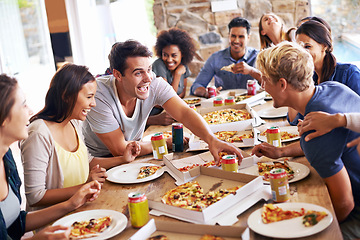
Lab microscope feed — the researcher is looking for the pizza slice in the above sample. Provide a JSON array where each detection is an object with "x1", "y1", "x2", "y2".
[
  {"x1": 162, "y1": 181, "x2": 206, "y2": 211},
  {"x1": 281, "y1": 131, "x2": 299, "y2": 140},
  {"x1": 302, "y1": 210, "x2": 328, "y2": 227},
  {"x1": 162, "y1": 131, "x2": 172, "y2": 139},
  {"x1": 200, "y1": 234, "x2": 225, "y2": 240},
  {"x1": 261, "y1": 204, "x2": 305, "y2": 224},
  {"x1": 234, "y1": 95, "x2": 251, "y2": 102},
  {"x1": 214, "y1": 131, "x2": 237, "y2": 141},
  {"x1": 137, "y1": 166, "x2": 162, "y2": 179},
  {"x1": 220, "y1": 63, "x2": 234, "y2": 72},
  {"x1": 257, "y1": 161, "x2": 295, "y2": 181},
  {"x1": 228, "y1": 132, "x2": 254, "y2": 142},
  {"x1": 70, "y1": 216, "x2": 112, "y2": 239}
]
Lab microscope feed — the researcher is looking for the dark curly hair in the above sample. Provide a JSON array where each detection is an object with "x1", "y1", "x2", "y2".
[{"x1": 154, "y1": 28, "x2": 195, "y2": 66}]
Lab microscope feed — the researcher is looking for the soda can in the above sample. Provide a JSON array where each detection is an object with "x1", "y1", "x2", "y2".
[
  {"x1": 221, "y1": 155, "x2": 238, "y2": 172},
  {"x1": 266, "y1": 126, "x2": 281, "y2": 147},
  {"x1": 213, "y1": 97, "x2": 224, "y2": 107},
  {"x1": 128, "y1": 192, "x2": 150, "y2": 228},
  {"x1": 172, "y1": 123, "x2": 184, "y2": 152},
  {"x1": 224, "y1": 96, "x2": 235, "y2": 105},
  {"x1": 269, "y1": 168, "x2": 290, "y2": 202},
  {"x1": 247, "y1": 80, "x2": 257, "y2": 95},
  {"x1": 151, "y1": 133, "x2": 168, "y2": 159},
  {"x1": 208, "y1": 86, "x2": 217, "y2": 98}
]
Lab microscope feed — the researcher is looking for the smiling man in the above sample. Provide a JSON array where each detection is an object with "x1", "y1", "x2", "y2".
[
  {"x1": 82, "y1": 40, "x2": 242, "y2": 163},
  {"x1": 253, "y1": 41, "x2": 360, "y2": 240},
  {"x1": 190, "y1": 17, "x2": 261, "y2": 98}
]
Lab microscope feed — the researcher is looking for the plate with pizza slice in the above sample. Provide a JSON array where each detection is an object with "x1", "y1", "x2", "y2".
[
  {"x1": 106, "y1": 163, "x2": 164, "y2": 184},
  {"x1": 247, "y1": 202, "x2": 333, "y2": 238},
  {"x1": 238, "y1": 161, "x2": 310, "y2": 184},
  {"x1": 258, "y1": 126, "x2": 300, "y2": 143},
  {"x1": 183, "y1": 97, "x2": 202, "y2": 106},
  {"x1": 53, "y1": 209, "x2": 127, "y2": 240}
]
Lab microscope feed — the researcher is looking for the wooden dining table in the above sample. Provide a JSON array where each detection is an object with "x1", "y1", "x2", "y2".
[{"x1": 70, "y1": 98, "x2": 343, "y2": 240}]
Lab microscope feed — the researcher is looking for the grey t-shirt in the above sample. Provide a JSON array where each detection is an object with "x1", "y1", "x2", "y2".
[{"x1": 83, "y1": 73, "x2": 177, "y2": 157}]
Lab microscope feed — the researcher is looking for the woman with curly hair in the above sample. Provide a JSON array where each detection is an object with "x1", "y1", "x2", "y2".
[
  {"x1": 259, "y1": 12, "x2": 296, "y2": 49},
  {"x1": 152, "y1": 28, "x2": 196, "y2": 98}
]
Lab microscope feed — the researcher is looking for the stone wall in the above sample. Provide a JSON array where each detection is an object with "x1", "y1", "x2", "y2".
[{"x1": 152, "y1": 0, "x2": 310, "y2": 77}]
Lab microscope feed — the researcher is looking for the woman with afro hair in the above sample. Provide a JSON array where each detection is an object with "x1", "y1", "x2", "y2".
[{"x1": 152, "y1": 28, "x2": 196, "y2": 98}]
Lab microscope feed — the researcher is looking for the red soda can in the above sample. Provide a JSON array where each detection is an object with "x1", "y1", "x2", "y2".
[
  {"x1": 247, "y1": 80, "x2": 257, "y2": 95},
  {"x1": 207, "y1": 86, "x2": 217, "y2": 98}
]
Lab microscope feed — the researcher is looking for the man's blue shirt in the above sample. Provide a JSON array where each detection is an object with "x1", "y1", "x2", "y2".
[
  {"x1": 288, "y1": 62, "x2": 360, "y2": 125},
  {"x1": 300, "y1": 81, "x2": 360, "y2": 207},
  {"x1": 190, "y1": 47, "x2": 258, "y2": 94}
]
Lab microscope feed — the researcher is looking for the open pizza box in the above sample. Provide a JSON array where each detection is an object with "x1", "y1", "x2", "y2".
[
  {"x1": 163, "y1": 151, "x2": 258, "y2": 185},
  {"x1": 129, "y1": 219, "x2": 246, "y2": 240},
  {"x1": 197, "y1": 103, "x2": 263, "y2": 129},
  {"x1": 187, "y1": 123, "x2": 261, "y2": 152},
  {"x1": 147, "y1": 166, "x2": 271, "y2": 225},
  {"x1": 200, "y1": 89, "x2": 266, "y2": 109}
]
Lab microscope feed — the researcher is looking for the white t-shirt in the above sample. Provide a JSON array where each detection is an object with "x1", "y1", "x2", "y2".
[{"x1": 83, "y1": 73, "x2": 177, "y2": 157}]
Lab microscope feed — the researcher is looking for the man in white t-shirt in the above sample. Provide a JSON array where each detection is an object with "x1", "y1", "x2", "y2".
[{"x1": 83, "y1": 40, "x2": 242, "y2": 163}]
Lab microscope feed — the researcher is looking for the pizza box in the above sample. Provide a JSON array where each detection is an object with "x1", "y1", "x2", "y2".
[
  {"x1": 163, "y1": 151, "x2": 258, "y2": 185},
  {"x1": 129, "y1": 219, "x2": 245, "y2": 240},
  {"x1": 197, "y1": 103, "x2": 261, "y2": 131},
  {"x1": 147, "y1": 166, "x2": 269, "y2": 225},
  {"x1": 187, "y1": 124, "x2": 261, "y2": 151}
]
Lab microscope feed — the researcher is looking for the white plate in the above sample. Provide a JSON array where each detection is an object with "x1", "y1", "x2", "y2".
[
  {"x1": 248, "y1": 202, "x2": 333, "y2": 238},
  {"x1": 258, "y1": 106, "x2": 288, "y2": 118},
  {"x1": 53, "y1": 209, "x2": 127, "y2": 240},
  {"x1": 258, "y1": 126, "x2": 300, "y2": 143},
  {"x1": 142, "y1": 131, "x2": 190, "y2": 142},
  {"x1": 106, "y1": 163, "x2": 164, "y2": 184},
  {"x1": 238, "y1": 162, "x2": 310, "y2": 184}
]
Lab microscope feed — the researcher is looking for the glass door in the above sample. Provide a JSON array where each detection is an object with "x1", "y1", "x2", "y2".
[{"x1": 0, "y1": 0, "x2": 55, "y2": 113}]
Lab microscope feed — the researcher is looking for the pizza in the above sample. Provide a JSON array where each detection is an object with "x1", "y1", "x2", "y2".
[
  {"x1": 178, "y1": 160, "x2": 216, "y2": 172},
  {"x1": 234, "y1": 95, "x2": 252, "y2": 102},
  {"x1": 257, "y1": 161, "x2": 295, "y2": 181},
  {"x1": 147, "y1": 235, "x2": 169, "y2": 240},
  {"x1": 200, "y1": 234, "x2": 225, "y2": 240},
  {"x1": 214, "y1": 131, "x2": 237, "y2": 141},
  {"x1": 184, "y1": 98, "x2": 201, "y2": 105},
  {"x1": 162, "y1": 131, "x2": 172, "y2": 139},
  {"x1": 261, "y1": 204, "x2": 305, "y2": 224},
  {"x1": 281, "y1": 131, "x2": 299, "y2": 140},
  {"x1": 202, "y1": 109, "x2": 251, "y2": 125},
  {"x1": 137, "y1": 166, "x2": 162, "y2": 179},
  {"x1": 303, "y1": 210, "x2": 328, "y2": 227},
  {"x1": 220, "y1": 63, "x2": 234, "y2": 72},
  {"x1": 227, "y1": 132, "x2": 254, "y2": 142},
  {"x1": 69, "y1": 216, "x2": 112, "y2": 239},
  {"x1": 162, "y1": 181, "x2": 240, "y2": 211}
]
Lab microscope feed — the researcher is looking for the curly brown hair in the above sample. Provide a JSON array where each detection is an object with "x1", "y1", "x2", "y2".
[{"x1": 154, "y1": 28, "x2": 195, "y2": 66}]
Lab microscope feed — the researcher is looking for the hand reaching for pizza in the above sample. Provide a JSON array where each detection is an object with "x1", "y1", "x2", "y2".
[
  {"x1": 88, "y1": 164, "x2": 107, "y2": 184},
  {"x1": 208, "y1": 137, "x2": 243, "y2": 165},
  {"x1": 31, "y1": 225, "x2": 71, "y2": 240},
  {"x1": 232, "y1": 61, "x2": 252, "y2": 75},
  {"x1": 123, "y1": 141, "x2": 141, "y2": 163},
  {"x1": 68, "y1": 180, "x2": 101, "y2": 210}
]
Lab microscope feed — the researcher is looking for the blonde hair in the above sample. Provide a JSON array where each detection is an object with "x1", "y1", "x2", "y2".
[
  {"x1": 256, "y1": 41, "x2": 314, "y2": 91},
  {"x1": 259, "y1": 13, "x2": 294, "y2": 50}
]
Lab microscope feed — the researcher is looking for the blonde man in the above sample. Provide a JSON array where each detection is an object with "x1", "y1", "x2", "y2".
[{"x1": 253, "y1": 41, "x2": 360, "y2": 240}]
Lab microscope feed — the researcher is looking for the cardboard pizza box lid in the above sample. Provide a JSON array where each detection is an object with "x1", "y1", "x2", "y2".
[
  {"x1": 129, "y1": 219, "x2": 245, "y2": 240},
  {"x1": 147, "y1": 165, "x2": 265, "y2": 224}
]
